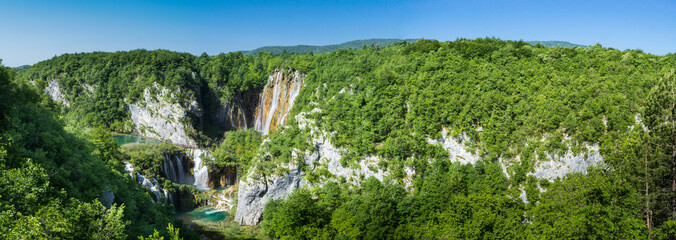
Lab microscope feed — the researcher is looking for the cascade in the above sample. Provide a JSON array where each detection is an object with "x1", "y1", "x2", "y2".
[
  {"x1": 163, "y1": 189, "x2": 173, "y2": 205},
  {"x1": 161, "y1": 153, "x2": 190, "y2": 184},
  {"x1": 175, "y1": 155, "x2": 185, "y2": 184},
  {"x1": 254, "y1": 70, "x2": 304, "y2": 135},
  {"x1": 190, "y1": 149, "x2": 210, "y2": 191},
  {"x1": 124, "y1": 162, "x2": 134, "y2": 178},
  {"x1": 278, "y1": 72, "x2": 303, "y2": 126},
  {"x1": 162, "y1": 154, "x2": 178, "y2": 183},
  {"x1": 124, "y1": 161, "x2": 169, "y2": 204},
  {"x1": 237, "y1": 99, "x2": 248, "y2": 129},
  {"x1": 211, "y1": 185, "x2": 236, "y2": 211}
]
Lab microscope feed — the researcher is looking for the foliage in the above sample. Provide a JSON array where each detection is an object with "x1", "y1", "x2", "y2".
[
  {"x1": 0, "y1": 64, "x2": 189, "y2": 239},
  {"x1": 210, "y1": 129, "x2": 262, "y2": 174},
  {"x1": 138, "y1": 223, "x2": 181, "y2": 240},
  {"x1": 10, "y1": 38, "x2": 676, "y2": 239},
  {"x1": 241, "y1": 38, "x2": 417, "y2": 56}
]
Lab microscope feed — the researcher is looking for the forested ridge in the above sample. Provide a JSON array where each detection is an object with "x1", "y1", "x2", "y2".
[{"x1": 5, "y1": 38, "x2": 676, "y2": 239}]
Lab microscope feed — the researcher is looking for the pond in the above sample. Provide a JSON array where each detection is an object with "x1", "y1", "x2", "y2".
[
  {"x1": 113, "y1": 134, "x2": 162, "y2": 146},
  {"x1": 175, "y1": 206, "x2": 229, "y2": 223}
]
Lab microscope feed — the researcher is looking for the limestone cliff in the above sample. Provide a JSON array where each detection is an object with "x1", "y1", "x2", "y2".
[
  {"x1": 234, "y1": 108, "x2": 606, "y2": 225},
  {"x1": 45, "y1": 79, "x2": 70, "y2": 107},
  {"x1": 127, "y1": 84, "x2": 198, "y2": 146},
  {"x1": 235, "y1": 109, "x2": 397, "y2": 225}
]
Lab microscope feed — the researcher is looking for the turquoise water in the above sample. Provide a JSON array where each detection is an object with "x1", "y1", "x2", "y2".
[
  {"x1": 176, "y1": 206, "x2": 228, "y2": 223},
  {"x1": 113, "y1": 134, "x2": 162, "y2": 146}
]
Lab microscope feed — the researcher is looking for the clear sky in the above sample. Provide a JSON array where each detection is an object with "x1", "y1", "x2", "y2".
[{"x1": 1, "y1": 0, "x2": 674, "y2": 67}]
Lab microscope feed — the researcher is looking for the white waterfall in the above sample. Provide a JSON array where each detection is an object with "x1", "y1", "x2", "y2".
[
  {"x1": 124, "y1": 161, "x2": 169, "y2": 204},
  {"x1": 162, "y1": 153, "x2": 191, "y2": 184},
  {"x1": 175, "y1": 156, "x2": 185, "y2": 184},
  {"x1": 163, "y1": 189, "x2": 173, "y2": 205},
  {"x1": 254, "y1": 70, "x2": 304, "y2": 135},
  {"x1": 162, "y1": 155, "x2": 177, "y2": 182},
  {"x1": 124, "y1": 162, "x2": 134, "y2": 178},
  {"x1": 237, "y1": 99, "x2": 248, "y2": 129},
  {"x1": 190, "y1": 149, "x2": 210, "y2": 191},
  {"x1": 279, "y1": 72, "x2": 303, "y2": 126},
  {"x1": 211, "y1": 185, "x2": 236, "y2": 211}
]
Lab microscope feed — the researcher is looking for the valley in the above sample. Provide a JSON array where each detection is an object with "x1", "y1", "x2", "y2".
[{"x1": 3, "y1": 38, "x2": 676, "y2": 239}]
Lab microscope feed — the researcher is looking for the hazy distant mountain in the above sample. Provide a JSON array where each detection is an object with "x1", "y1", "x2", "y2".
[
  {"x1": 526, "y1": 41, "x2": 585, "y2": 48},
  {"x1": 241, "y1": 38, "x2": 418, "y2": 55},
  {"x1": 13, "y1": 65, "x2": 31, "y2": 71}
]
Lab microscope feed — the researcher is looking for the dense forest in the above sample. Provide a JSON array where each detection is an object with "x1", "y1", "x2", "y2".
[
  {"x1": 5, "y1": 38, "x2": 676, "y2": 239},
  {"x1": 0, "y1": 63, "x2": 198, "y2": 239}
]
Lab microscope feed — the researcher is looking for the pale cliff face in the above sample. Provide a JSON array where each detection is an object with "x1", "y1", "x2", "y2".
[
  {"x1": 45, "y1": 79, "x2": 70, "y2": 107},
  {"x1": 127, "y1": 84, "x2": 197, "y2": 146}
]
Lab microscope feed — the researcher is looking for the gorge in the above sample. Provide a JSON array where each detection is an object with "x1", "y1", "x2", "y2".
[{"x1": 9, "y1": 38, "x2": 676, "y2": 239}]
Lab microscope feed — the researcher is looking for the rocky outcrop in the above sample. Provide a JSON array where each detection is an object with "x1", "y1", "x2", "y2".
[
  {"x1": 236, "y1": 108, "x2": 607, "y2": 224},
  {"x1": 45, "y1": 79, "x2": 70, "y2": 106},
  {"x1": 235, "y1": 162, "x2": 308, "y2": 225},
  {"x1": 235, "y1": 109, "x2": 394, "y2": 225},
  {"x1": 127, "y1": 84, "x2": 197, "y2": 146},
  {"x1": 254, "y1": 70, "x2": 304, "y2": 135},
  {"x1": 427, "y1": 128, "x2": 480, "y2": 165},
  {"x1": 530, "y1": 145, "x2": 603, "y2": 181},
  {"x1": 234, "y1": 132, "x2": 396, "y2": 225}
]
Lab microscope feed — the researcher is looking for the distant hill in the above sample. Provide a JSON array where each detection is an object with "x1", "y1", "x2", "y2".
[
  {"x1": 13, "y1": 65, "x2": 31, "y2": 71},
  {"x1": 526, "y1": 41, "x2": 585, "y2": 48},
  {"x1": 241, "y1": 38, "x2": 418, "y2": 55}
]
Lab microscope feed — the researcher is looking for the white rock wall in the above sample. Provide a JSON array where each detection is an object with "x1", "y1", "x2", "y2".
[
  {"x1": 530, "y1": 145, "x2": 603, "y2": 181},
  {"x1": 127, "y1": 84, "x2": 196, "y2": 146},
  {"x1": 427, "y1": 128, "x2": 480, "y2": 165},
  {"x1": 45, "y1": 79, "x2": 70, "y2": 107}
]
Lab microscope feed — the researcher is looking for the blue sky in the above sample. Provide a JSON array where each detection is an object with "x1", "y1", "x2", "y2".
[{"x1": 1, "y1": 0, "x2": 674, "y2": 67}]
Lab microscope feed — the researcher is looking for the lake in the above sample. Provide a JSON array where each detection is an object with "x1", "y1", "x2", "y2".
[{"x1": 113, "y1": 134, "x2": 162, "y2": 146}]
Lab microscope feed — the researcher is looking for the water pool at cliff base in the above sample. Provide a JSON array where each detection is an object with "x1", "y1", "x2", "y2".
[{"x1": 176, "y1": 206, "x2": 229, "y2": 223}]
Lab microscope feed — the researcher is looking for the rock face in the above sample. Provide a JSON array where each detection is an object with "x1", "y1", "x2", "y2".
[
  {"x1": 254, "y1": 70, "x2": 304, "y2": 135},
  {"x1": 127, "y1": 84, "x2": 197, "y2": 146},
  {"x1": 235, "y1": 109, "x2": 392, "y2": 225},
  {"x1": 234, "y1": 132, "x2": 395, "y2": 225},
  {"x1": 530, "y1": 145, "x2": 603, "y2": 181},
  {"x1": 209, "y1": 166, "x2": 237, "y2": 188},
  {"x1": 427, "y1": 128, "x2": 480, "y2": 165},
  {"x1": 235, "y1": 162, "x2": 308, "y2": 225},
  {"x1": 215, "y1": 100, "x2": 249, "y2": 130},
  {"x1": 235, "y1": 110, "x2": 606, "y2": 224},
  {"x1": 45, "y1": 79, "x2": 70, "y2": 107}
]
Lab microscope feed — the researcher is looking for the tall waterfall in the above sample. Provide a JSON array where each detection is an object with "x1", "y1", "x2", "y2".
[
  {"x1": 237, "y1": 99, "x2": 248, "y2": 129},
  {"x1": 189, "y1": 149, "x2": 210, "y2": 191},
  {"x1": 254, "y1": 70, "x2": 304, "y2": 135},
  {"x1": 161, "y1": 154, "x2": 191, "y2": 184}
]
